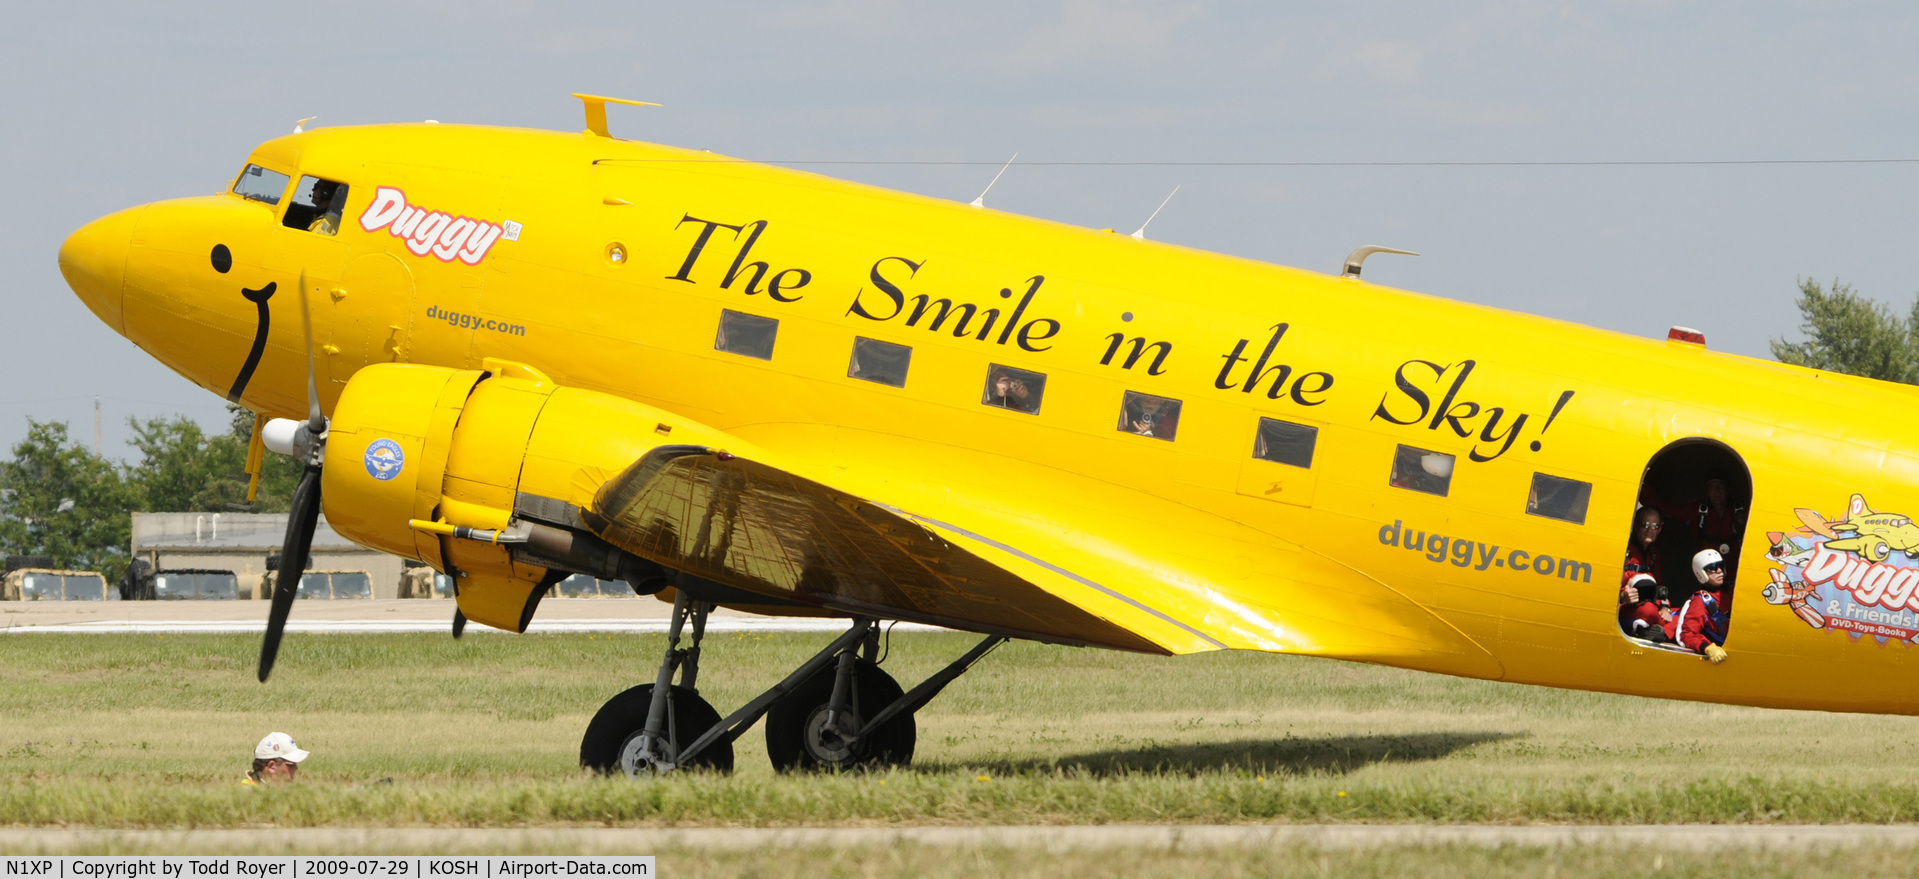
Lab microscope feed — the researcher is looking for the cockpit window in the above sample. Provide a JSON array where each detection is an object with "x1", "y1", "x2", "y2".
[
  {"x1": 283, "y1": 176, "x2": 349, "y2": 235},
  {"x1": 232, "y1": 164, "x2": 291, "y2": 205}
]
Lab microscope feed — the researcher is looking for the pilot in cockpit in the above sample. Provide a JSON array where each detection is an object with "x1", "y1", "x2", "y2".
[{"x1": 307, "y1": 180, "x2": 343, "y2": 235}]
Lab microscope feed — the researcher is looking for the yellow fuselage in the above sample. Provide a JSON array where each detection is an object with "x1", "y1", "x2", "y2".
[{"x1": 59, "y1": 123, "x2": 1919, "y2": 715}]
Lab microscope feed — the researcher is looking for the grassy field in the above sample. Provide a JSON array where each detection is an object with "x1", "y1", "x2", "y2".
[
  {"x1": 650, "y1": 846, "x2": 1919, "y2": 879},
  {"x1": 6, "y1": 630, "x2": 1919, "y2": 828},
  {"x1": 7, "y1": 835, "x2": 1919, "y2": 878},
  {"x1": 5, "y1": 840, "x2": 1919, "y2": 879}
]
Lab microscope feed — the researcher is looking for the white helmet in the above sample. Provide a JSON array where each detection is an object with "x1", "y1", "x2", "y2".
[{"x1": 1692, "y1": 548, "x2": 1725, "y2": 584}]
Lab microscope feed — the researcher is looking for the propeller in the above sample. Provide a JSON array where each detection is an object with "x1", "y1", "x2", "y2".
[
  {"x1": 452, "y1": 609, "x2": 467, "y2": 639},
  {"x1": 258, "y1": 270, "x2": 328, "y2": 683}
]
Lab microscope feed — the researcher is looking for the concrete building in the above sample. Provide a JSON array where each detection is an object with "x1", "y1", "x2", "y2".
[{"x1": 130, "y1": 512, "x2": 408, "y2": 600}]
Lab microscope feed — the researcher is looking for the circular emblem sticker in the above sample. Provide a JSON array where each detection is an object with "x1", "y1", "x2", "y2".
[{"x1": 364, "y1": 438, "x2": 405, "y2": 482}]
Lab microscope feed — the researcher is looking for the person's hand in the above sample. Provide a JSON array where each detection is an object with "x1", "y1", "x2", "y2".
[
  {"x1": 1622, "y1": 585, "x2": 1641, "y2": 604},
  {"x1": 1704, "y1": 644, "x2": 1728, "y2": 664}
]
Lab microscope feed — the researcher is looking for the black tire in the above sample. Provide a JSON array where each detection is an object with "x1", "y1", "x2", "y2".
[
  {"x1": 580, "y1": 684, "x2": 733, "y2": 774},
  {"x1": 765, "y1": 658, "x2": 915, "y2": 771}
]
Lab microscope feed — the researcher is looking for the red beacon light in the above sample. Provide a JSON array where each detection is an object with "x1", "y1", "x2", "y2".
[{"x1": 1668, "y1": 326, "x2": 1706, "y2": 346}]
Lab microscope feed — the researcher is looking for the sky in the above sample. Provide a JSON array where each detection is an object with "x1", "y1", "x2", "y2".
[{"x1": 3, "y1": 1, "x2": 1917, "y2": 459}]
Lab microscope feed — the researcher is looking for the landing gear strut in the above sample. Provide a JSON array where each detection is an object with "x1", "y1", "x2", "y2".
[
  {"x1": 765, "y1": 636, "x2": 914, "y2": 770},
  {"x1": 579, "y1": 593, "x2": 732, "y2": 774},
  {"x1": 579, "y1": 596, "x2": 1008, "y2": 775}
]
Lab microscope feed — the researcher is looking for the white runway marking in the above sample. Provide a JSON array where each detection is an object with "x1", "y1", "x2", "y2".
[
  {"x1": 5, "y1": 825, "x2": 1919, "y2": 853},
  {"x1": 2, "y1": 618, "x2": 949, "y2": 635}
]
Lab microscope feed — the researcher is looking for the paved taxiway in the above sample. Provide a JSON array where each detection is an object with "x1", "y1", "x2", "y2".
[
  {"x1": 6, "y1": 826, "x2": 1919, "y2": 853},
  {"x1": 0, "y1": 598, "x2": 945, "y2": 634}
]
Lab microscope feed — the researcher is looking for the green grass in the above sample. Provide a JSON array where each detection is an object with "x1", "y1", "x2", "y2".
[
  {"x1": 585, "y1": 846, "x2": 1919, "y2": 879},
  {"x1": 3, "y1": 843, "x2": 1919, "y2": 878},
  {"x1": 6, "y1": 631, "x2": 1919, "y2": 826}
]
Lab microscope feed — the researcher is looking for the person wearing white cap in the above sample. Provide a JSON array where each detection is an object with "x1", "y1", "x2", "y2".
[
  {"x1": 243, "y1": 732, "x2": 310, "y2": 784},
  {"x1": 1674, "y1": 549, "x2": 1732, "y2": 664}
]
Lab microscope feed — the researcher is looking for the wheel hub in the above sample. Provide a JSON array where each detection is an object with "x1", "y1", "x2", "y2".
[
  {"x1": 619, "y1": 730, "x2": 675, "y2": 775},
  {"x1": 802, "y1": 706, "x2": 862, "y2": 766}
]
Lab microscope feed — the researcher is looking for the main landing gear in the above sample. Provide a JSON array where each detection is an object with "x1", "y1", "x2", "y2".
[{"x1": 579, "y1": 592, "x2": 1006, "y2": 775}]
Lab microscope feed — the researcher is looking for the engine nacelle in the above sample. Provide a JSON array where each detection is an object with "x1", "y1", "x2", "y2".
[{"x1": 322, "y1": 358, "x2": 685, "y2": 631}]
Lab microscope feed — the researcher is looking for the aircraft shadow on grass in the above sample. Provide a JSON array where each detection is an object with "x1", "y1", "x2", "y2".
[{"x1": 925, "y1": 731, "x2": 1521, "y2": 778}]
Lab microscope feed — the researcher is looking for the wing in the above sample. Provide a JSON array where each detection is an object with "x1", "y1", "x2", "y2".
[
  {"x1": 585, "y1": 430, "x2": 1503, "y2": 679},
  {"x1": 1797, "y1": 508, "x2": 1837, "y2": 538},
  {"x1": 588, "y1": 445, "x2": 1160, "y2": 653}
]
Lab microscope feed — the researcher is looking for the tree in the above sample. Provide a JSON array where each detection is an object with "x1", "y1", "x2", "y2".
[
  {"x1": 126, "y1": 405, "x2": 300, "y2": 514},
  {"x1": 128, "y1": 416, "x2": 246, "y2": 512},
  {"x1": 1770, "y1": 278, "x2": 1919, "y2": 383},
  {"x1": 0, "y1": 404, "x2": 304, "y2": 586},
  {"x1": 0, "y1": 420, "x2": 140, "y2": 581}
]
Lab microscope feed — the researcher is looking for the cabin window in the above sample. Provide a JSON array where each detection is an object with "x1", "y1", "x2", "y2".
[
  {"x1": 982, "y1": 364, "x2": 1046, "y2": 414},
  {"x1": 715, "y1": 310, "x2": 778, "y2": 360},
  {"x1": 1119, "y1": 391, "x2": 1181, "y2": 441},
  {"x1": 1527, "y1": 473, "x2": 1592, "y2": 524},
  {"x1": 1252, "y1": 418, "x2": 1317, "y2": 468},
  {"x1": 282, "y1": 176, "x2": 349, "y2": 235},
  {"x1": 232, "y1": 164, "x2": 291, "y2": 205},
  {"x1": 1389, "y1": 445, "x2": 1453, "y2": 496},
  {"x1": 848, "y1": 337, "x2": 911, "y2": 387}
]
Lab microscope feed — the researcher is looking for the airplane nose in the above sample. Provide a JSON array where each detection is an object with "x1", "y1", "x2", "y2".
[{"x1": 58, "y1": 206, "x2": 143, "y2": 333}]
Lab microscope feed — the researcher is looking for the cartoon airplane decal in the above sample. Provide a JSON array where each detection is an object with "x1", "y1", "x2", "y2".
[
  {"x1": 1797, "y1": 494, "x2": 1919, "y2": 563},
  {"x1": 56, "y1": 96, "x2": 1919, "y2": 775}
]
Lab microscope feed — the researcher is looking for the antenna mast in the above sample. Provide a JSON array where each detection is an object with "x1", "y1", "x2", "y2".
[
  {"x1": 970, "y1": 153, "x2": 1019, "y2": 208},
  {"x1": 1131, "y1": 186, "x2": 1181, "y2": 240}
]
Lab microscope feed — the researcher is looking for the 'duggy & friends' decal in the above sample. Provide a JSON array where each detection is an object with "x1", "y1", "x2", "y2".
[{"x1": 1766, "y1": 493, "x2": 1919, "y2": 643}]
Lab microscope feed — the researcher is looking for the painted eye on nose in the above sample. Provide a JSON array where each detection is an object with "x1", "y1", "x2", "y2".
[{"x1": 211, "y1": 244, "x2": 233, "y2": 274}]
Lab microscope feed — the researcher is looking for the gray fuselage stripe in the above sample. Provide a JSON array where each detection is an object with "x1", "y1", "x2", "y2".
[{"x1": 896, "y1": 510, "x2": 1228, "y2": 650}]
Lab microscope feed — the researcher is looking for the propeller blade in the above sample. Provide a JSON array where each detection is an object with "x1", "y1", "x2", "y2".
[
  {"x1": 259, "y1": 465, "x2": 322, "y2": 682},
  {"x1": 297, "y1": 269, "x2": 324, "y2": 433},
  {"x1": 452, "y1": 609, "x2": 467, "y2": 639},
  {"x1": 260, "y1": 267, "x2": 328, "y2": 684}
]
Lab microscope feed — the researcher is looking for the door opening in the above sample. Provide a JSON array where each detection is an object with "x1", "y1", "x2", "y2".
[{"x1": 1617, "y1": 439, "x2": 1750, "y2": 654}]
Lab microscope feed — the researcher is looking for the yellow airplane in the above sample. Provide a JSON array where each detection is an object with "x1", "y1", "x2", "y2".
[{"x1": 55, "y1": 95, "x2": 1919, "y2": 775}]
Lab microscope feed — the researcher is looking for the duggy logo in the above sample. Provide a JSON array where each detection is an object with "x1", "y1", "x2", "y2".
[
  {"x1": 364, "y1": 438, "x2": 405, "y2": 482},
  {"x1": 1765, "y1": 493, "x2": 1919, "y2": 643},
  {"x1": 358, "y1": 187, "x2": 505, "y2": 265}
]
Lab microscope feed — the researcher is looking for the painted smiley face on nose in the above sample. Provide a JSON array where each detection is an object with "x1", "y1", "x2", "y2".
[{"x1": 214, "y1": 243, "x2": 277, "y2": 403}]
